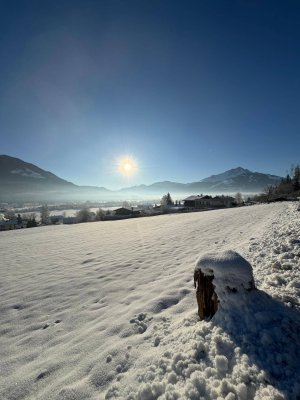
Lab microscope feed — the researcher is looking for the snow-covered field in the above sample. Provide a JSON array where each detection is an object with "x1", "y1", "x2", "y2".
[{"x1": 1, "y1": 203, "x2": 300, "y2": 400}]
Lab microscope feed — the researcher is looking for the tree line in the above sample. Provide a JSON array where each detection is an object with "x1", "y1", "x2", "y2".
[{"x1": 256, "y1": 164, "x2": 300, "y2": 202}]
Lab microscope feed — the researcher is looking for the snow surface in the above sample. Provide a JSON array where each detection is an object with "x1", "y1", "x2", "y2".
[{"x1": 1, "y1": 203, "x2": 300, "y2": 400}]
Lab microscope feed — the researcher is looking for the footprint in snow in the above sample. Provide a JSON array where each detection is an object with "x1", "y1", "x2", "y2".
[
  {"x1": 13, "y1": 304, "x2": 25, "y2": 310},
  {"x1": 82, "y1": 258, "x2": 95, "y2": 265},
  {"x1": 42, "y1": 320, "x2": 62, "y2": 330},
  {"x1": 36, "y1": 370, "x2": 50, "y2": 380}
]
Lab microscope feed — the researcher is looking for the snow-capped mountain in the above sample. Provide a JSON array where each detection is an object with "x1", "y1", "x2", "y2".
[
  {"x1": 0, "y1": 155, "x2": 75, "y2": 186},
  {"x1": 195, "y1": 167, "x2": 281, "y2": 191},
  {"x1": 201, "y1": 167, "x2": 251, "y2": 183},
  {"x1": 0, "y1": 155, "x2": 110, "y2": 202},
  {"x1": 122, "y1": 167, "x2": 282, "y2": 195}
]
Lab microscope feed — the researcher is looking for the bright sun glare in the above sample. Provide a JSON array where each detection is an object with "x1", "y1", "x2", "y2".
[{"x1": 117, "y1": 156, "x2": 138, "y2": 176}]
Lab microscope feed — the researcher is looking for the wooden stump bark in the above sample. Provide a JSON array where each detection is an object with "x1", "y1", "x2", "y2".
[{"x1": 194, "y1": 270, "x2": 218, "y2": 320}]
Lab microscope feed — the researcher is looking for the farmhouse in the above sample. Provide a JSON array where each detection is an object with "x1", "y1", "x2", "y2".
[{"x1": 183, "y1": 195, "x2": 235, "y2": 209}]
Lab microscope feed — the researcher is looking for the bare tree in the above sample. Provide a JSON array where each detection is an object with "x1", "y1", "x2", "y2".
[
  {"x1": 76, "y1": 207, "x2": 92, "y2": 223},
  {"x1": 122, "y1": 201, "x2": 131, "y2": 209},
  {"x1": 40, "y1": 204, "x2": 50, "y2": 225},
  {"x1": 235, "y1": 192, "x2": 243, "y2": 205},
  {"x1": 264, "y1": 185, "x2": 276, "y2": 202},
  {"x1": 4, "y1": 210, "x2": 16, "y2": 220},
  {"x1": 95, "y1": 208, "x2": 105, "y2": 221}
]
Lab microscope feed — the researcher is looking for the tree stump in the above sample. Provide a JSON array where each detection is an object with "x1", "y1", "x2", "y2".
[
  {"x1": 194, "y1": 251, "x2": 255, "y2": 321},
  {"x1": 194, "y1": 270, "x2": 218, "y2": 320}
]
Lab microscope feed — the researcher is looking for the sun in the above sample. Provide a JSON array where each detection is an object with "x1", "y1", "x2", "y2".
[{"x1": 117, "y1": 156, "x2": 138, "y2": 176}]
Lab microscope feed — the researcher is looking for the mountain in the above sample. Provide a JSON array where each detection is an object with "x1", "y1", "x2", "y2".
[
  {"x1": 0, "y1": 155, "x2": 111, "y2": 202},
  {"x1": 0, "y1": 154, "x2": 75, "y2": 186},
  {"x1": 0, "y1": 155, "x2": 282, "y2": 202},
  {"x1": 120, "y1": 181, "x2": 187, "y2": 193},
  {"x1": 189, "y1": 167, "x2": 281, "y2": 192},
  {"x1": 121, "y1": 167, "x2": 282, "y2": 195}
]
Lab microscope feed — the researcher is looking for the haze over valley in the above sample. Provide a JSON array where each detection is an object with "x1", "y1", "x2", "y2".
[{"x1": 0, "y1": 155, "x2": 282, "y2": 203}]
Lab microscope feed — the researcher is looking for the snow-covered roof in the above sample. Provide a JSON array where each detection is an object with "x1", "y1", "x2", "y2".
[
  {"x1": 183, "y1": 195, "x2": 203, "y2": 201},
  {"x1": 183, "y1": 195, "x2": 234, "y2": 202}
]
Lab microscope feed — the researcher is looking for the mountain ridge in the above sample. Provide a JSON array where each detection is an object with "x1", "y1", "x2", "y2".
[
  {"x1": 121, "y1": 167, "x2": 281, "y2": 194},
  {"x1": 0, "y1": 155, "x2": 282, "y2": 202},
  {"x1": 0, "y1": 155, "x2": 111, "y2": 202}
]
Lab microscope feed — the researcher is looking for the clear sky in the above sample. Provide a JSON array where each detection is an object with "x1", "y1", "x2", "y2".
[{"x1": 1, "y1": 0, "x2": 300, "y2": 189}]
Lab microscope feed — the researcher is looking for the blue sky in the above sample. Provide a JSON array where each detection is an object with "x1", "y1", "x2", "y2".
[{"x1": 1, "y1": 0, "x2": 300, "y2": 188}]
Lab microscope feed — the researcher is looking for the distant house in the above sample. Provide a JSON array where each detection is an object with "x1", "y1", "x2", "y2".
[
  {"x1": 50, "y1": 215, "x2": 64, "y2": 224},
  {"x1": 183, "y1": 195, "x2": 203, "y2": 208},
  {"x1": 114, "y1": 207, "x2": 141, "y2": 217},
  {"x1": 244, "y1": 200, "x2": 256, "y2": 206},
  {"x1": 183, "y1": 195, "x2": 235, "y2": 209},
  {"x1": 63, "y1": 216, "x2": 77, "y2": 224},
  {"x1": 0, "y1": 220, "x2": 17, "y2": 231}
]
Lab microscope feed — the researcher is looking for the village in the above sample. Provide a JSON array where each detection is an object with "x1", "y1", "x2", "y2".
[{"x1": 0, "y1": 193, "x2": 241, "y2": 231}]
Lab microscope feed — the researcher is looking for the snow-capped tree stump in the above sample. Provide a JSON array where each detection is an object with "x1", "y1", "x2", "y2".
[
  {"x1": 194, "y1": 270, "x2": 218, "y2": 320},
  {"x1": 194, "y1": 250, "x2": 255, "y2": 320}
]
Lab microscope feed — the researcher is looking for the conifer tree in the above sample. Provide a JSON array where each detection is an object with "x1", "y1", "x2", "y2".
[
  {"x1": 293, "y1": 165, "x2": 300, "y2": 191},
  {"x1": 161, "y1": 192, "x2": 173, "y2": 206}
]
